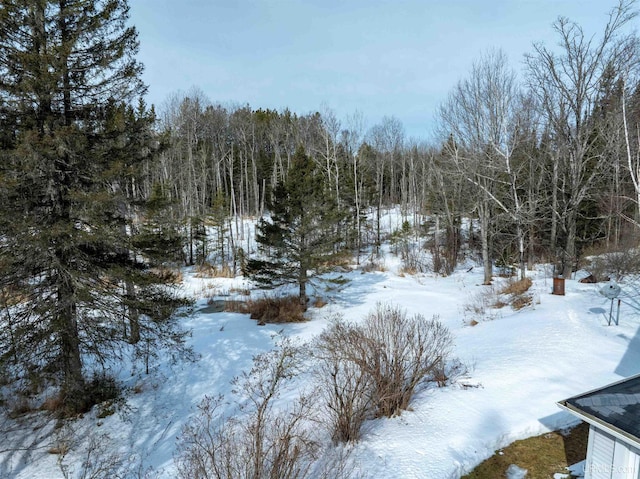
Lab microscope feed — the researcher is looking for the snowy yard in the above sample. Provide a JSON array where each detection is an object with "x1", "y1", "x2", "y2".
[{"x1": 2, "y1": 247, "x2": 639, "y2": 479}]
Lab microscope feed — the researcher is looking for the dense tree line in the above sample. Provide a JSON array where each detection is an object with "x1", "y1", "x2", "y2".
[{"x1": 149, "y1": 0, "x2": 640, "y2": 286}]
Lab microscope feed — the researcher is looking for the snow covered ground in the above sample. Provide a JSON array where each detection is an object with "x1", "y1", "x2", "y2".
[{"x1": 2, "y1": 236, "x2": 640, "y2": 478}]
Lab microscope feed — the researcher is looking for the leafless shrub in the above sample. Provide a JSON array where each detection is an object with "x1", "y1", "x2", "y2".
[
  {"x1": 312, "y1": 305, "x2": 454, "y2": 442},
  {"x1": 432, "y1": 358, "x2": 468, "y2": 388},
  {"x1": 313, "y1": 320, "x2": 376, "y2": 443},
  {"x1": 56, "y1": 428, "x2": 149, "y2": 479},
  {"x1": 361, "y1": 304, "x2": 453, "y2": 417},
  {"x1": 401, "y1": 247, "x2": 431, "y2": 275},
  {"x1": 492, "y1": 299, "x2": 508, "y2": 309},
  {"x1": 359, "y1": 256, "x2": 386, "y2": 273},
  {"x1": 462, "y1": 286, "x2": 504, "y2": 323},
  {"x1": 589, "y1": 250, "x2": 640, "y2": 282},
  {"x1": 175, "y1": 338, "x2": 323, "y2": 479}
]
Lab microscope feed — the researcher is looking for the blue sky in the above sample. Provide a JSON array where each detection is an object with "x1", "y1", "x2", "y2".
[{"x1": 129, "y1": 1, "x2": 618, "y2": 139}]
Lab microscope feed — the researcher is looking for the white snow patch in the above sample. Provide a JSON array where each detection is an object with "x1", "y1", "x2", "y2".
[{"x1": 506, "y1": 464, "x2": 528, "y2": 479}]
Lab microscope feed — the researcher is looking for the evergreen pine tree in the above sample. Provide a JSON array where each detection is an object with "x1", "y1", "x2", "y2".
[
  {"x1": 247, "y1": 146, "x2": 346, "y2": 304},
  {"x1": 0, "y1": 0, "x2": 188, "y2": 414}
]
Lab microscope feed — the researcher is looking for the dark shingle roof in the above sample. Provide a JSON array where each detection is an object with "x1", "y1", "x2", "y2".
[{"x1": 559, "y1": 374, "x2": 640, "y2": 445}]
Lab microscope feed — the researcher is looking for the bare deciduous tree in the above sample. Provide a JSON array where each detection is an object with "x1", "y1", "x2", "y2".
[
  {"x1": 525, "y1": 0, "x2": 638, "y2": 276},
  {"x1": 439, "y1": 49, "x2": 522, "y2": 283}
]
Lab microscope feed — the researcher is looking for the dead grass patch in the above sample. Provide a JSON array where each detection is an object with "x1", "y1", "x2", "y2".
[
  {"x1": 313, "y1": 297, "x2": 328, "y2": 308},
  {"x1": 229, "y1": 287, "x2": 251, "y2": 296},
  {"x1": 223, "y1": 300, "x2": 248, "y2": 313},
  {"x1": 40, "y1": 394, "x2": 64, "y2": 413},
  {"x1": 0, "y1": 286, "x2": 29, "y2": 306},
  {"x1": 492, "y1": 299, "x2": 508, "y2": 309},
  {"x1": 195, "y1": 263, "x2": 234, "y2": 278},
  {"x1": 462, "y1": 422, "x2": 588, "y2": 479},
  {"x1": 499, "y1": 277, "x2": 532, "y2": 296},
  {"x1": 512, "y1": 295, "x2": 533, "y2": 311},
  {"x1": 150, "y1": 267, "x2": 183, "y2": 284},
  {"x1": 246, "y1": 296, "x2": 307, "y2": 324},
  {"x1": 360, "y1": 259, "x2": 386, "y2": 273},
  {"x1": 318, "y1": 251, "x2": 353, "y2": 269},
  {"x1": 47, "y1": 443, "x2": 70, "y2": 455},
  {"x1": 8, "y1": 398, "x2": 33, "y2": 418}
]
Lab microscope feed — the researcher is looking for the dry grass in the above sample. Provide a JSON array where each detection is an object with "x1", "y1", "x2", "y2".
[
  {"x1": 360, "y1": 259, "x2": 387, "y2": 273},
  {"x1": 499, "y1": 277, "x2": 532, "y2": 296},
  {"x1": 229, "y1": 287, "x2": 251, "y2": 296},
  {"x1": 463, "y1": 287, "x2": 496, "y2": 316},
  {"x1": 150, "y1": 267, "x2": 183, "y2": 284},
  {"x1": 492, "y1": 299, "x2": 508, "y2": 309},
  {"x1": 512, "y1": 295, "x2": 533, "y2": 311},
  {"x1": 194, "y1": 262, "x2": 234, "y2": 278},
  {"x1": 318, "y1": 250, "x2": 354, "y2": 270},
  {"x1": 40, "y1": 395, "x2": 64, "y2": 413},
  {"x1": 462, "y1": 422, "x2": 588, "y2": 479},
  {"x1": 313, "y1": 297, "x2": 328, "y2": 308},
  {"x1": 8, "y1": 397, "x2": 33, "y2": 418},
  {"x1": 223, "y1": 300, "x2": 248, "y2": 313},
  {"x1": 47, "y1": 443, "x2": 71, "y2": 455},
  {"x1": 245, "y1": 296, "x2": 307, "y2": 324},
  {"x1": 0, "y1": 286, "x2": 29, "y2": 307}
]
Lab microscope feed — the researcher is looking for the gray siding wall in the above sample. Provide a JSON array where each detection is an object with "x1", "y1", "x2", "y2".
[{"x1": 585, "y1": 426, "x2": 640, "y2": 479}]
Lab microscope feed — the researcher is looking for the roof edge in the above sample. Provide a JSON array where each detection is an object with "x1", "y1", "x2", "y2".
[
  {"x1": 558, "y1": 373, "x2": 640, "y2": 404},
  {"x1": 557, "y1": 400, "x2": 640, "y2": 447}
]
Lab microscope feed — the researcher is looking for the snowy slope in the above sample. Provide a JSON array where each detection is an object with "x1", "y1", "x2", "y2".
[{"x1": 2, "y1": 246, "x2": 640, "y2": 479}]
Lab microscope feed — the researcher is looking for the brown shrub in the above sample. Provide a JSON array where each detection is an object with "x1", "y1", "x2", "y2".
[
  {"x1": 246, "y1": 296, "x2": 307, "y2": 324},
  {"x1": 500, "y1": 277, "x2": 532, "y2": 296}
]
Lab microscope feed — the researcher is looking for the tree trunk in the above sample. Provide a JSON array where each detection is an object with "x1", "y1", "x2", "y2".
[
  {"x1": 517, "y1": 223, "x2": 526, "y2": 280},
  {"x1": 127, "y1": 280, "x2": 140, "y2": 344},
  {"x1": 299, "y1": 263, "x2": 308, "y2": 307},
  {"x1": 479, "y1": 203, "x2": 492, "y2": 285},
  {"x1": 58, "y1": 269, "x2": 85, "y2": 413},
  {"x1": 550, "y1": 155, "x2": 559, "y2": 257},
  {"x1": 563, "y1": 212, "x2": 577, "y2": 279}
]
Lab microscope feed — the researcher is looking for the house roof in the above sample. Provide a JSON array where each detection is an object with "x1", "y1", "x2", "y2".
[{"x1": 558, "y1": 374, "x2": 640, "y2": 446}]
